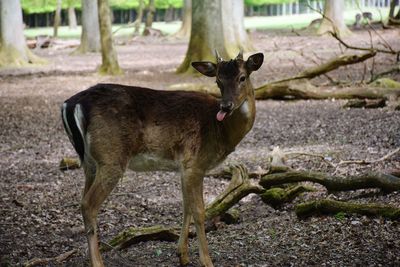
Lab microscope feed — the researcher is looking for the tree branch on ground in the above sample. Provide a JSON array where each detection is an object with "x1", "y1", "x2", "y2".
[
  {"x1": 295, "y1": 199, "x2": 400, "y2": 219},
  {"x1": 24, "y1": 249, "x2": 77, "y2": 267}
]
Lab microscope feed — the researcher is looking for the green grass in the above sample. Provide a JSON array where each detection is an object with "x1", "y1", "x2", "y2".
[{"x1": 24, "y1": 7, "x2": 390, "y2": 39}]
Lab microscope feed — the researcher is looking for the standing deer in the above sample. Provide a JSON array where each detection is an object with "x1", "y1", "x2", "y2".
[{"x1": 61, "y1": 51, "x2": 263, "y2": 267}]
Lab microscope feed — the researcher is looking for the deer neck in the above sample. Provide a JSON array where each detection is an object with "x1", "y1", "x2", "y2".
[{"x1": 220, "y1": 90, "x2": 256, "y2": 150}]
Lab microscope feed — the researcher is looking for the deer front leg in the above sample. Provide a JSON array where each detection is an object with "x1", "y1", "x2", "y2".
[
  {"x1": 181, "y1": 168, "x2": 214, "y2": 267},
  {"x1": 177, "y1": 176, "x2": 192, "y2": 266},
  {"x1": 81, "y1": 164, "x2": 122, "y2": 267}
]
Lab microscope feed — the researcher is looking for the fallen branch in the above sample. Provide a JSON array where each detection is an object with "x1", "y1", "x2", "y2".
[
  {"x1": 295, "y1": 199, "x2": 400, "y2": 220},
  {"x1": 343, "y1": 98, "x2": 386, "y2": 109},
  {"x1": 101, "y1": 225, "x2": 180, "y2": 252},
  {"x1": 277, "y1": 51, "x2": 377, "y2": 83},
  {"x1": 24, "y1": 249, "x2": 77, "y2": 267},
  {"x1": 260, "y1": 185, "x2": 316, "y2": 208},
  {"x1": 260, "y1": 169, "x2": 400, "y2": 193},
  {"x1": 205, "y1": 164, "x2": 264, "y2": 219}
]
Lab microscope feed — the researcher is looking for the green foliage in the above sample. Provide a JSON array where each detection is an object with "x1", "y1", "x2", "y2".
[
  {"x1": 245, "y1": 0, "x2": 296, "y2": 6},
  {"x1": 334, "y1": 211, "x2": 347, "y2": 221},
  {"x1": 22, "y1": 0, "x2": 183, "y2": 13},
  {"x1": 22, "y1": 0, "x2": 81, "y2": 14}
]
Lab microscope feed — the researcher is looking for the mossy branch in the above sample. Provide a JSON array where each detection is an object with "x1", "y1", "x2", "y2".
[{"x1": 296, "y1": 199, "x2": 400, "y2": 220}]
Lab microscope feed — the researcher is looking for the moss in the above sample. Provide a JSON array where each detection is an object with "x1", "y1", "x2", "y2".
[{"x1": 370, "y1": 78, "x2": 400, "y2": 89}]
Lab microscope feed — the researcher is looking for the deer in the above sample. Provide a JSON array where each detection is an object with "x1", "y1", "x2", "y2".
[{"x1": 61, "y1": 50, "x2": 263, "y2": 267}]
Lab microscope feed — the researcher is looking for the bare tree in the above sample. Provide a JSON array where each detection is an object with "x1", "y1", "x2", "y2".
[
  {"x1": 143, "y1": 0, "x2": 155, "y2": 36},
  {"x1": 177, "y1": 0, "x2": 253, "y2": 74},
  {"x1": 97, "y1": 0, "x2": 122, "y2": 75},
  {"x1": 53, "y1": 0, "x2": 62, "y2": 37},
  {"x1": 76, "y1": 0, "x2": 101, "y2": 53},
  {"x1": 0, "y1": 0, "x2": 43, "y2": 67},
  {"x1": 67, "y1": 0, "x2": 77, "y2": 29},
  {"x1": 134, "y1": 0, "x2": 144, "y2": 34},
  {"x1": 317, "y1": 0, "x2": 351, "y2": 37}
]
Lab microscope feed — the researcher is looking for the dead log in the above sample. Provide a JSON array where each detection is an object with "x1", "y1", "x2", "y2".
[
  {"x1": 260, "y1": 169, "x2": 400, "y2": 193},
  {"x1": 295, "y1": 199, "x2": 400, "y2": 220},
  {"x1": 260, "y1": 185, "x2": 316, "y2": 208},
  {"x1": 255, "y1": 79, "x2": 400, "y2": 100}
]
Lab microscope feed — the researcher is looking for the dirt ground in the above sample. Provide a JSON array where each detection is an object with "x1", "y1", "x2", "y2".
[{"x1": 1, "y1": 28, "x2": 400, "y2": 266}]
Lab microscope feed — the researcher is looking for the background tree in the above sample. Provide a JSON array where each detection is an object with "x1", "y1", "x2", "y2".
[
  {"x1": 67, "y1": 0, "x2": 77, "y2": 29},
  {"x1": 317, "y1": 0, "x2": 351, "y2": 37},
  {"x1": 53, "y1": 0, "x2": 62, "y2": 37},
  {"x1": 172, "y1": 0, "x2": 191, "y2": 38},
  {"x1": 76, "y1": 0, "x2": 101, "y2": 53},
  {"x1": 0, "y1": 0, "x2": 43, "y2": 67},
  {"x1": 177, "y1": 0, "x2": 253, "y2": 74},
  {"x1": 134, "y1": 0, "x2": 144, "y2": 34},
  {"x1": 97, "y1": 0, "x2": 122, "y2": 75},
  {"x1": 143, "y1": 0, "x2": 155, "y2": 36}
]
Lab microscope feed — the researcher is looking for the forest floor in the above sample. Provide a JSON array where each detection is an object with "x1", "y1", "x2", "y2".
[{"x1": 1, "y1": 28, "x2": 400, "y2": 266}]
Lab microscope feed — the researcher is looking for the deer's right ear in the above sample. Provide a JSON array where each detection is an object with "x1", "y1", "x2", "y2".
[{"x1": 191, "y1": 62, "x2": 217, "y2": 77}]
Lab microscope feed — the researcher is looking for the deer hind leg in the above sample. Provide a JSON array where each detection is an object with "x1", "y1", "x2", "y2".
[
  {"x1": 181, "y1": 168, "x2": 213, "y2": 267},
  {"x1": 81, "y1": 164, "x2": 123, "y2": 267}
]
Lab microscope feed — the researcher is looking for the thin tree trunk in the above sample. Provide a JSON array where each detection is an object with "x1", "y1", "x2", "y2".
[
  {"x1": 53, "y1": 0, "x2": 62, "y2": 38},
  {"x1": 68, "y1": 6, "x2": 77, "y2": 29},
  {"x1": 75, "y1": 0, "x2": 100, "y2": 53},
  {"x1": 97, "y1": 0, "x2": 123, "y2": 75},
  {"x1": 134, "y1": 0, "x2": 144, "y2": 34},
  {"x1": 143, "y1": 0, "x2": 155, "y2": 36}
]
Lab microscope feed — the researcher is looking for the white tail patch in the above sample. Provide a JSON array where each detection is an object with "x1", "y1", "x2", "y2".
[
  {"x1": 73, "y1": 104, "x2": 85, "y2": 140},
  {"x1": 62, "y1": 103, "x2": 75, "y2": 145}
]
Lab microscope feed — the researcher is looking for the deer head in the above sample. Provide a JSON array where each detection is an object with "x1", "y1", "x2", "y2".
[{"x1": 192, "y1": 50, "x2": 264, "y2": 121}]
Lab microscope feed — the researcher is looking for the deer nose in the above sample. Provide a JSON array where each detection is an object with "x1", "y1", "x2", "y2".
[{"x1": 220, "y1": 102, "x2": 234, "y2": 112}]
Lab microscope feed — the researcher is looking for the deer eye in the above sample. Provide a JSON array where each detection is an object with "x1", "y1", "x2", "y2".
[{"x1": 239, "y1": 76, "x2": 246, "y2": 82}]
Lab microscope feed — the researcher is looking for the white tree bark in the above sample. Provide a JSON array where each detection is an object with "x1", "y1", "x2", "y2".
[
  {"x1": 0, "y1": 0, "x2": 43, "y2": 66},
  {"x1": 68, "y1": 6, "x2": 77, "y2": 29},
  {"x1": 76, "y1": 0, "x2": 100, "y2": 53},
  {"x1": 317, "y1": 0, "x2": 351, "y2": 37}
]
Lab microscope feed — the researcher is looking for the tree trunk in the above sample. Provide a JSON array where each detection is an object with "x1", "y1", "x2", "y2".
[
  {"x1": 53, "y1": 0, "x2": 62, "y2": 38},
  {"x1": 317, "y1": 0, "x2": 351, "y2": 37},
  {"x1": 75, "y1": 0, "x2": 101, "y2": 53},
  {"x1": 176, "y1": 0, "x2": 253, "y2": 74},
  {"x1": 143, "y1": 0, "x2": 155, "y2": 36},
  {"x1": 0, "y1": 0, "x2": 43, "y2": 67},
  {"x1": 97, "y1": 0, "x2": 123, "y2": 75},
  {"x1": 172, "y1": 0, "x2": 191, "y2": 38},
  {"x1": 68, "y1": 6, "x2": 77, "y2": 29},
  {"x1": 134, "y1": 0, "x2": 144, "y2": 34}
]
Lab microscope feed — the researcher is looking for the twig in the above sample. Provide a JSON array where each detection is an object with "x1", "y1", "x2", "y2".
[
  {"x1": 336, "y1": 147, "x2": 400, "y2": 167},
  {"x1": 369, "y1": 64, "x2": 400, "y2": 82},
  {"x1": 330, "y1": 31, "x2": 397, "y2": 55},
  {"x1": 24, "y1": 249, "x2": 78, "y2": 267}
]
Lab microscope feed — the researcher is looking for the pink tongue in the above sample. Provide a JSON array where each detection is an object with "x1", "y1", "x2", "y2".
[{"x1": 216, "y1": 110, "x2": 227, "y2": 121}]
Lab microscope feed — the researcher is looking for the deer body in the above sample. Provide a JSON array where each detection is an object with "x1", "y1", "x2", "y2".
[{"x1": 61, "y1": 52, "x2": 263, "y2": 267}]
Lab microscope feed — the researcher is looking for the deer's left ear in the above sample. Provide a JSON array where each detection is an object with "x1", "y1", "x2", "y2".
[
  {"x1": 246, "y1": 53, "x2": 264, "y2": 73},
  {"x1": 192, "y1": 62, "x2": 217, "y2": 77}
]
